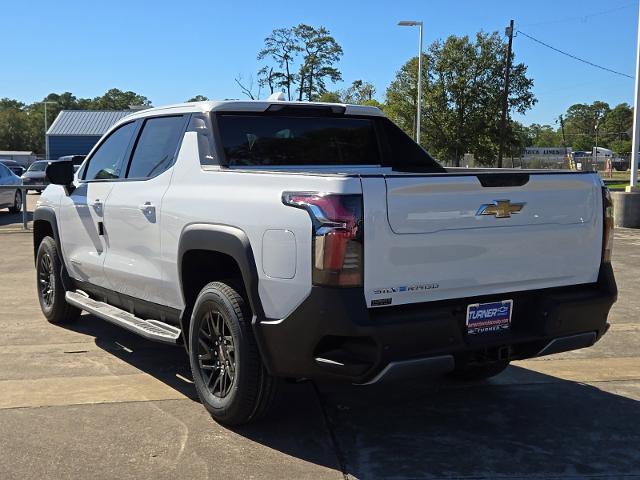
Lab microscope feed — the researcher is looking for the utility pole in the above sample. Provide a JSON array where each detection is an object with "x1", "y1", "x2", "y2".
[
  {"x1": 497, "y1": 19, "x2": 514, "y2": 169},
  {"x1": 559, "y1": 115, "x2": 568, "y2": 156},
  {"x1": 559, "y1": 114, "x2": 570, "y2": 168}
]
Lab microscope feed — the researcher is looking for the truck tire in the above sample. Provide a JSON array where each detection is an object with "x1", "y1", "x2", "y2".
[
  {"x1": 36, "y1": 236, "x2": 80, "y2": 323},
  {"x1": 188, "y1": 281, "x2": 278, "y2": 425},
  {"x1": 8, "y1": 190, "x2": 22, "y2": 213},
  {"x1": 449, "y1": 360, "x2": 510, "y2": 381}
]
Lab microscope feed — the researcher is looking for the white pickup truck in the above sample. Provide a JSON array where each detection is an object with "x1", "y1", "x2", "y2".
[{"x1": 34, "y1": 100, "x2": 617, "y2": 425}]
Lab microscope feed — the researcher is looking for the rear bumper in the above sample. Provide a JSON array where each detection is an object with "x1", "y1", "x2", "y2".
[
  {"x1": 253, "y1": 264, "x2": 617, "y2": 383},
  {"x1": 21, "y1": 177, "x2": 47, "y2": 189}
]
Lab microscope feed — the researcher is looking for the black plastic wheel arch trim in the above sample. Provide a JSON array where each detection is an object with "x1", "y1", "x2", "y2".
[
  {"x1": 177, "y1": 224, "x2": 272, "y2": 366},
  {"x1": 32, "y1": 207, "x2": 74, "y2": 292}
]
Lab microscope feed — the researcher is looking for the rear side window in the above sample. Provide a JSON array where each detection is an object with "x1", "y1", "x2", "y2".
[
  {"x1": 216, "y1": 114, "x2": 381, "y2": 166},
  {"x1": 83, "y1": 122, "x2": 136, "y2": 180},
  {"x1": 28, "y1": 162, "x2": 47, "y2": 172},
  {"x1": 188, "y1": 114, "x2": 217, "y2": 166},
  {"x1": 378, "y1": 118, "x2": 445, "y2": 172},
  {"x1": 126, "y1": 116, "x2": 186, "y2": 179}
]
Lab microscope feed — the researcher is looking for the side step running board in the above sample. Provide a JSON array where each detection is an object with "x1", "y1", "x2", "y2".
[{"x1": 65, "y1": 291, "x2": 181, "y2": 344}]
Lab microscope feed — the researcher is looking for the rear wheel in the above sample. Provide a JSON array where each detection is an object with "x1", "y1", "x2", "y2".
[
  {"x1": 8, "y1": 190, "x2": 22, "y2": 213},
  {"x1": 188, "y1": 281, "x2": 278, "y2": 425},
  {"x1": 449, "y1": 360, "x2": 510, "y2": 381},
  {"x1": 36, "y1": 236, "x2": 80, "y2": 323}
]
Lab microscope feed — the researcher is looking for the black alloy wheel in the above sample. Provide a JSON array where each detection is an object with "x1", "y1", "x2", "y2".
[{"x1": 196, "y1": 309, "x2": 237, "y2": 398}]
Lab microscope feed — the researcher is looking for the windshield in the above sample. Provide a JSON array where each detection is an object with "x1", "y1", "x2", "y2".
[
  {"x1": 28, "y1": 162, "x2": 47, "y2": 172},
  {"x1": 216, "y1": 114, "x2": 381, "y2": 166}
]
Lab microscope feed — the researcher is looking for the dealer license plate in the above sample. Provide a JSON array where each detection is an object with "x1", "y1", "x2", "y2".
[{"x1": 466, "y1": 300, "x2": 513, "y2": 335}]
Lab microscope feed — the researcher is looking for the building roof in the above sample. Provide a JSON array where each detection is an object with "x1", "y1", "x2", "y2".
[
  {"x1": 47, "y1": 110, "x2": 134, "y2": 136},
  {"x1": 0, "y1": 151, "x2": 34, "y2": 156}
]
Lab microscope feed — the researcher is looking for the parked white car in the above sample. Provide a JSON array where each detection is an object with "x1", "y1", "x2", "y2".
[{"x1": 34, "y1": 100, "x2": 617, "y2": 425}]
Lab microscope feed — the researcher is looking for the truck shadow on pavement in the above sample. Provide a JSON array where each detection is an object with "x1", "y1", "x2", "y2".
[
  {"x1": 62, "y1": 314, "x2": 640, "y2": 478},
  {"x1": 60, "y1": 313, "x2": 196, "y2": 400},
  {"x1": 313, "y1": 374, "x2": 640, "y2": 478},
  {"x1": 0, "y1": 210, "x2": 32, "y2": 227}
]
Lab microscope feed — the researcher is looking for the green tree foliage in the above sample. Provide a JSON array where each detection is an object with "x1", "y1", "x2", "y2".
[
  {"x1": 609, "y1": 139, "x2": 632, "y2": 154},
  {"x1": 563, "y1": 101, "x2": 608, "y2": 151},
  {"x1": 254, "y1": 24, "x2": 342, "y2": 101},
  {"x1": 90, "y1": 88, "x2": 150, "y2": 110},
  {"x1": 186, "y1": 95, "x2": 209, "y2": 102},
  {"x1": 601, "y1": 103, "x2": 633, "y2": 145},
  {"x1": 316, "y1": 91, "x2": 342, "y2": 103},
  {"x1": 0, "y1": 99, "x2": 29, "y2": 151},
  {"x1": 341, "y1": 80, "x2": 376, "y2": 104},
  {"x1": 507, "y1": 121, "x2": 531, "y2": 159},
  {"x1": 385, "y1": 32, "x2": 536, "y2": 165},
  {"x1": 294, "y1": 24, "x2": 343, "y2": 101},
  {"x1": 517, "y1": 102, "x2": 633, "y2": 154},
  {"x1": 317, "y1": 80, "x2": 380, "y2": 106},
  {"x1": 257, "y1": 27, "x2": 300, "y2": 99},
  {"x1": 526, "y1": 124, "x2": 561, "y2": 147},
  {"x1": 556, "y1": 101, "x2": 633, "y2": 152},
  {"x1": 0, "y1": 89, "x2": 151, "y2": 154}
]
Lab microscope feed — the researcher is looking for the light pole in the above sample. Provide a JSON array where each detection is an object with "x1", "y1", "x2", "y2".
[
  {"x1": 595, "y1": 120, "x2": 599, "y2": 171},
  {"x1": 630, "y1": 0, "x2": 640, "y2": 191},
  {"x1": 42, "y1": 101, "x2": 57, "y2": 159},
  {"x1": 398, "y1": 20, "x2": 423, "y2": 145}
]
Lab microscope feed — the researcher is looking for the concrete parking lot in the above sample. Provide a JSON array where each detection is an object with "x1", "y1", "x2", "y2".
[{"x1": 0, "y1": 198, "x2": 638, "y2": 479}]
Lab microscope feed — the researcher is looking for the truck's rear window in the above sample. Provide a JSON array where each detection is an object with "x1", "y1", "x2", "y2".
[{"x1": 216, "y1": 114, "x2": 381, "y2": 166}]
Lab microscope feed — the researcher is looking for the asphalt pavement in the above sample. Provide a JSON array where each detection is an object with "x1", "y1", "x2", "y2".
[{"x1": 0, "y1": 196, "x2": 638, "y2": 479}]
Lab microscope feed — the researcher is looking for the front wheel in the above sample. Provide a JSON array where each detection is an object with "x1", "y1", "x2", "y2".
[
  {"x1": 188, "y1": 281, "x2": 278, "y2": 425},
  {"x1": 36, "y1": 237, "x2": 80, "y2": 323},
  {"x1": 8, "y1": 190, "x2": 22, "y2": 213}
]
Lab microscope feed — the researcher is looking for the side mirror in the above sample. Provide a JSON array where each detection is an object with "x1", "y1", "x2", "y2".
[{"x1": 46, "y1": 160, "x2": 75, "y2": 194}]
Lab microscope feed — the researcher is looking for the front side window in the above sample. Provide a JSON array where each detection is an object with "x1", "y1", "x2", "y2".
[
  {"x1": 216, "y1": 114, "x2": 381, "y2": 166},
  {"x1": 126, "y1": 116, "x2": 186, "y2": 179},
  {"x1": 83, "y1": 122, "x2": 136, "y2": 181}
]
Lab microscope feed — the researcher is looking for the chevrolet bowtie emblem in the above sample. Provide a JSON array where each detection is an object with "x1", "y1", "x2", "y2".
[{"x1": 477, "y1": 200, "x2": 526, "y2": 218}]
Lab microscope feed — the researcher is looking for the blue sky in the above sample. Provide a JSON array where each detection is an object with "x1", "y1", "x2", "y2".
[{"x1": 2, "y1": 0, "x2": 638, "y2": 125}]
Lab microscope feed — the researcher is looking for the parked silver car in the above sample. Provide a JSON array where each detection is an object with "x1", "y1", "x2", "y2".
[
  {"x1": 0, "y1": 163, "x2": 22, "y2": 213},
  {"x1": 0, "y1": 159, "x2": 26, "y2": 176}
]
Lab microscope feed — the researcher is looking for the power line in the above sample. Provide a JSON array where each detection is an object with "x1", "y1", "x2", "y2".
[
  {"x1": 517, "y1": 30, "x2": 634, "y2": 80},
  {"x1": 519, "y1": 2, "x2": 636, "y2": 28}
]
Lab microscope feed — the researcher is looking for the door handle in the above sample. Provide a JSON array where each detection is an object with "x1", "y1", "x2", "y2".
[
  {"x1": 91, "y1": 199, "x2": 103, "y2": 215},
  {"x1": 139, "y1": 202, "x2": 156, "y2": 213}
]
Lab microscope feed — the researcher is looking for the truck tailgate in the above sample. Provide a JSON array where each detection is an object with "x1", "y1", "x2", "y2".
[{"x1": 362, "y1": 172, "x2": 603, "y2": 308}]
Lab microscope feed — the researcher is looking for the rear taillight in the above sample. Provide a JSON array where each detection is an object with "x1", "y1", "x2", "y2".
[
  {"x1": 602, "y1": 187, "x2": 614, "y2": 263},
  {"x1": 283, "y1": 192, "x2": 363, "y2": 287}
]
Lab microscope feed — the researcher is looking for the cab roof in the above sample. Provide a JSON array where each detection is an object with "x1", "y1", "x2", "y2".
[{"x1": 120, "y1": 100, "x2": 385, "y2": 123}]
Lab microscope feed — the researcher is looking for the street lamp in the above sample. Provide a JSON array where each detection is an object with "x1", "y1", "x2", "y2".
[
  {"x1": 630, "y1": 0, "x2": 640, "y2": 191},
  {"x1": 398, "y1": 20, "x2": 423, "y2": 145},
  {"x1": 42, "y1": 101, "x2": 57, "y2": 159},
  {"x1": 595, "y1": 120, "x2": 599, "y2": 171}
]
